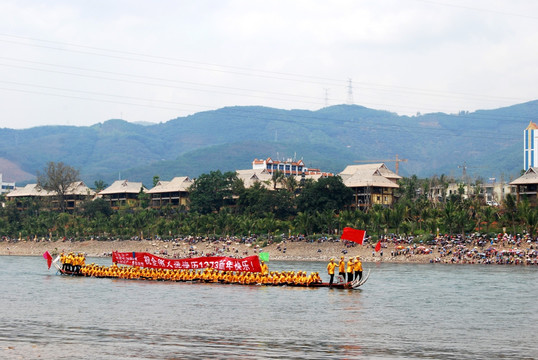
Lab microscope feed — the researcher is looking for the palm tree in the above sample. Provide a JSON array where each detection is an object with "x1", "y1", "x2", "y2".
[
  {"x1": 443, "y1": 201, "x2": 457, "y2": 234},
  {"x1": 481, "y1": 206, "x2": 497, "y2": 234},
  {"x1": 294, "y1": 211, "x2": 313, "y2": 236},
  {"x1": 281, "y1": 176, "x2": 299, "y2": 195},
  {"x1": 390, "y1": 203, "x2": 407, "y2": 234},
  {"x1": 338, "y1": 209, "x2": 359, "y2": 232},
  {"x1": 502, "y1": 194, "x2": 518, "y2": 235},
  {"x1": 518, "y1": 200, "x2": 538, "y2": 238},
  {"x1": 271, "y1": 170, "x2": 285, "y2": 191},
  {"x1": 318, "y1": 209, "x2": 336, "y2": 235}
]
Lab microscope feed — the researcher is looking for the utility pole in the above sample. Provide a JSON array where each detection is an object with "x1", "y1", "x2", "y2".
[{"x1": 346, "y1": 78, "x2": 354, "y2": 105}]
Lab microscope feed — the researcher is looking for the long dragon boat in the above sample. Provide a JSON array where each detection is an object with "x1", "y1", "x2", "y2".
[{"x1": 48, "y1": 251, "x2": 369, "y2": 290}]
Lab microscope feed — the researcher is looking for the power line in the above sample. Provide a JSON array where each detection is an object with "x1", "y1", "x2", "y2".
[
  {"x1": 0, "y1": 57, "x2": 331, "y2": 103},
  {"x1": 0, "y1": 35, "x2": 341, "y2": 86},
  {"x1": 0, "y1": 60, "x2": 531, "y2": 118},
  {"x1": 0, "y1": 83, "x2": 526, "y2": 143},
  {"x1": 0, "y1": 33, "x2": 530, "y2": 105},
  {"x1": 415, "y1": 0, "x2": 538, "y2": 21}
]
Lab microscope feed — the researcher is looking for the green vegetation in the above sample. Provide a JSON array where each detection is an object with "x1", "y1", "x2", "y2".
[
  {"x1": 2, "y1": 102, "x2": 534, "y2": 186},
  {"x1": 2, "y1": 171, "x2": 537, "y2": 241}
]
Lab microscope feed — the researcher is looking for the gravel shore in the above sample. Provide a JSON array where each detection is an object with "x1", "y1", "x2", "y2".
[{"x1": 0, "y1": 238, "x2": 435, "y2": 263}]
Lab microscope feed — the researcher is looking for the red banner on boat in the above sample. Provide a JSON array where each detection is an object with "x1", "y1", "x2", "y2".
[{"x1": 112, "y1": 251, "x2": 262, "y2": 273}]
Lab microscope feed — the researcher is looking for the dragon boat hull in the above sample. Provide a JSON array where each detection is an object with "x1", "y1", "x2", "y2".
[{"x1": 52, "y1": 254, "x2": 370, "y2": 289}]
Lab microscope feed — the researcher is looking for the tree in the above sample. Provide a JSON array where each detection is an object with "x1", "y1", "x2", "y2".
[
  {"x1": 93, "y1": 180, "x2": 108, "y2": 192},
  {"x1": 83, "y1": 198, "x2": 113, "y2": 218},
  {"x1": 138, "y1": 189, "x2": 150, "y2": 209},
  {"x1": 37, "y1": 162, "x2": 80, "y2": 212},
  {"x1": 481, "y1": 205, "x2": 497, "y2": 234},
  {"x1": 502, "y1": 194, "x2": 518, "y2": 235},
  {"x1": 271, "y1": 170, "x2": 285, "y2": 190},
  {"x1": 152, "y1": 175, "x2": 160, "y2": 188},
  {"x1": 188, "y1": 170, "x2": 238, "y2": 214},
  {"x1": 296, "y1": 176, "x2": 353, "y2": 213},
  {"x1": 281, "y1": 176, "x2": 299, "y2": 195}
]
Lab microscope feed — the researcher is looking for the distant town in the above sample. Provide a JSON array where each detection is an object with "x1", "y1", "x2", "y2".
[{"x1": 3, "y1": 118, "x2": 538, "y2": 211}]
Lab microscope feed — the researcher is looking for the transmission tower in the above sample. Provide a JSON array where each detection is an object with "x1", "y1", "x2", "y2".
[
  {"x1": 346, "y1": 78, "x2": 354, "y2": 105},
  {"x1": 324, "y1": 88, "x2": 329, "y2": 107}
]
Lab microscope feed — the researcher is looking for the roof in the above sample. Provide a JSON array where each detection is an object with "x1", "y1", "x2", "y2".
[
  {"x1": 510, "y1": 167, "x2": 538, "y2": 185},
  {"x1": 525, "y1": 121, "x2": 538, "y2": 130},
  {"x1": 99, "y1": 180, "x2": 147, "y2": 195},
  {"x1": 339, "y1": 163, "x2": 400, "y2": 188},
  {"x1": 147, "y1": 177, "x2": 193, "y2": 194},
  {"x1": 6, "y1": 182, "x2": 95, "y2": 197},
  {"x1": 66, "y1": 181, "x2": 96, "y2": 196},
  {"x1": 303, "y1": 173, "x2": 333, "y2": 181},
  {"x1": 341, "y1": 171, "x2": 400, "y2": 188},
  {"x1": 340, "y1": 163, "x2": 401, "y2": 180},
  {"x1": 236, "y1": 169, "x2": 273, "y2": 189},
  {"x1": 6, "y1": 184, "x2": 52, "y2": 197}
]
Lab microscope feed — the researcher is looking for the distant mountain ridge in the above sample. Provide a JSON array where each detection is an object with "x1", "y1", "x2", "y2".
[{"x1": 0, "y1": 102, "x2": 534, "y2": 187}]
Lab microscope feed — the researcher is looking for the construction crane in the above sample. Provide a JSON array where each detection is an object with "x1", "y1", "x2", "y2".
[
  {"x1": 354, "y1": 154, "x2": 408, "y2": 175},
  {"x1": 458, "y1": 161, "x2": 484, "y2": 181}
]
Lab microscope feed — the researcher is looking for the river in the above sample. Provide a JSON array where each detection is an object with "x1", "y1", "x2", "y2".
[{"x1": 0, "y1": 256, "x2": 536, "y2": 359}]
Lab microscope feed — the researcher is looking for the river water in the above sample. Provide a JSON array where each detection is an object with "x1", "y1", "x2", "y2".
[{"x1": 0, "y1": 256, "x2": 536, "y2": 359}]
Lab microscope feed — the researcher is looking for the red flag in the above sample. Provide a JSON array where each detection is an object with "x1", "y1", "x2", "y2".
[
  {"x1": 375, "y1": 240, "x2": 382, "y2": 252},
  {"x1": 43, "y1": 251, "x2": 53, "y2": 269},
  {"x1": 341, "y1": 227, "x2": 366, "y2": 245}
]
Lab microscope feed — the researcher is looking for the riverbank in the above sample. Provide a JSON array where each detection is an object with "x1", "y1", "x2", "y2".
[
  {"x1": 0, "y1": 238, "x2": 422, "y2": 262},
  {"x1": 1, "y1": 238, "x2": 535, "y2": 265}
]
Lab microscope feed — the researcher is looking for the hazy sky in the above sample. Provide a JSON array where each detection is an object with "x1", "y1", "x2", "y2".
[{"x1": 1, "y1": 0, "x2": 537, "y2": 129}]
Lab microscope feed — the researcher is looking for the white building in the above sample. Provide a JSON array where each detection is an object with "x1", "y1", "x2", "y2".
[
  {"x1": 0, "y1": 173, "x2": 15, "y2": 195},
  {"x1": 252, "y1": 157, "x2": 333, "y2": 177},
  {"x1": 524, "y1": 121, "x2": 538, "y2": 171}
]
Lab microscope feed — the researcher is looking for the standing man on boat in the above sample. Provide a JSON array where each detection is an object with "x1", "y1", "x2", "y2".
[
  {"x1": 327, "y1": 258, "x2": 337, "y2": 287},
  {"x1": 260, "y1": 260, "x2": 268, "y2": 275},
  {"x1": 346, "y1": 257, "x2": 354, "y2": 283},
  {"x1": 338, "y1": 256, "x2": 346, "y2": 281},
  {"x1": 354, "y1": 256, "x2": 363, "y2": 281}
]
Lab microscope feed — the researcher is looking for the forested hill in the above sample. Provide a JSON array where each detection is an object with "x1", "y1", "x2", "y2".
[{"x1": 1, "y1": 101, "x2": 535, "y2": 187}]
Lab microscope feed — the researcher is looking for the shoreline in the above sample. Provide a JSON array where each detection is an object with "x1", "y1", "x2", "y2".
[{"x1": 1, "y1": 239, "x2": 535, "y2": 265}]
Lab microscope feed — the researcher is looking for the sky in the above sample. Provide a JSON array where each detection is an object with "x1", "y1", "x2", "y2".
[{"x1": 1, "y1": 0, "x2": 538, "y2": 129}]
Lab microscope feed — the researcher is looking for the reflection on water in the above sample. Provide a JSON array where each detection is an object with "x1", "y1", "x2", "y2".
[{"x1": 0, "y1": 256, "x2": 537, "y2": 359}]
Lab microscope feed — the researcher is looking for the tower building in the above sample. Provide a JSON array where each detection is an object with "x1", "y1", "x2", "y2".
[{"x1": 524, "y1": 121, "x2": 538, "y2": 170}]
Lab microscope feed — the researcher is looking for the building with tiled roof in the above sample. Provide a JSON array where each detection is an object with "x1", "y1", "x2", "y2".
[
  {"x1": 98, "y1": 180, "x2": 147, "y2": 209},
  {"x1": 339, "y1": 163, "x2": 401, "y2": 209},
  {"x1": 236, "y1": 169, "x2": 274, "y2": 189},
  {"x1": 510, "y1": 167, "x2": 538, "y2": 205},
  {"x1": 147, "y1": 176, "x2": 193, "y2": 208},
  {"x1": 6, "y1": 181, "x2": 94, "y2": 211}
]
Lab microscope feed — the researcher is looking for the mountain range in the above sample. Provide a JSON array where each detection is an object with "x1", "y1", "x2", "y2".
[{"x1": 0, "y1": 101, "x2": 534, "y2": 187}]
